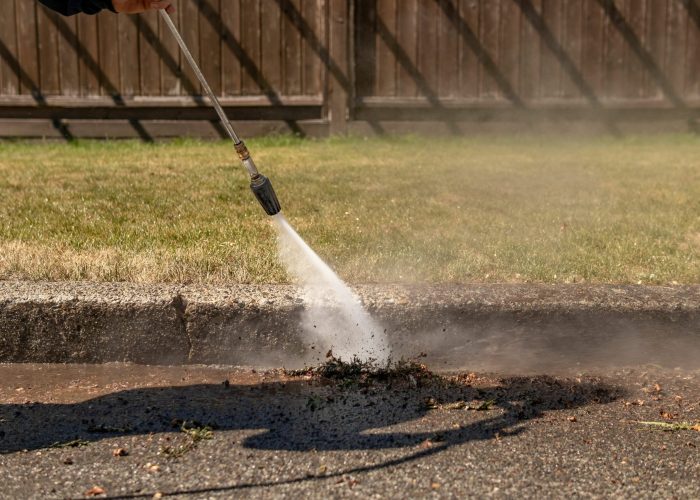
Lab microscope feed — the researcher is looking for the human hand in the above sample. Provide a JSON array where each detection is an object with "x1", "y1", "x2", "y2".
[{"x1": 112, "y1": 1, "x2": 176, "y2": 14}]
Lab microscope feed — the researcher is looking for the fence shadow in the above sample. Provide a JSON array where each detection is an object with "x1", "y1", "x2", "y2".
[
  {"x1": 597, "y1": 0, "x2": 698, "y2": 132},
  {"x1": 0, "y1": 375, "x2": 622, "y2": 497},
  {"x1": 439, "y1": 0, "x2": 524, "y2": 109},
  {"x1": 46, "y1": 12, "x2": 154, "y2": 141},
  {"x1": 0, "y1": 29, "x2": 73, "y2": 140},
  {"x1": 131, "y1": 14, "x2": 227, "y2": 139},
  {"x1": 514, "y1": 0, "x2": 622, "y2": 136},
  {"x1": 376, "y1": 13, "x2": 459, "y2": 134},
  {"x1": 197, "y1": 0, "x2": 305, "y2": 136}
]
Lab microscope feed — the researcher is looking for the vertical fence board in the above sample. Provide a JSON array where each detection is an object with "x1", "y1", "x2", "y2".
[
  {"x1": 221, "y1": 0, "x2": 241, "y2": 96},
  {"x1": 644, "y1": 0, "x2": 666, "y2": 98},
  {"x1": 624, "y1": 0, "x2": 646, "y2": 99},
  {"x1": 355, "y1": 0, "x2": 376, "y2": 97},
  {"x1": 479, "y1": 0, "x2": 501, "y2": 98},
  {"x1": 302, "y1": 0, "x2": 324, "y2": 96},
  {"x1": 118, "y1": 15, "x2": 140, "y2": 96},
  {"x1": 283, "y1": 0, "x2": 302, "y2": 95},
  {"x1": 78, "y1": 14, "x2": 101, "y2": 96},
  {"x1": 376, "y1": 0, "x2": 396, "y2": 96},
  {"x1": 540, "y1": 0, "x2": 562, "y2": 98},
  {"x1": 36, "y1": 7, "x2": 60, "y2": 95},
  {"x1": 396, "y1": 0, "x2": 418, "y2": 97},
  {"x1": 157, "y1": 8, "x2": 181, "y2": 96},
  {"x1": 199, "y1": 0, "x2": 222, "y2": 95},
  {"x1": 438, "y1": 0, "x2": 460, "y2": 97},
  {"x1": 561, "y1": 0, "x2": 582, "y2": 98},
  {"x1": 97, "y1": 12, "x2": 121, "y2": 97},
  {"x1": 329, "y1": 0, "x2": 349, "y2": 132},
  {"x1": 603, "y1": 0, "x2": 627, "y2": 98},
  {"x1": 58, "y1": 15, "x2": 81, "y2": 96},
  {"x1": 240, "y1": 0, "x2": 261, "y2": 95},
  {"x1": 499, "y1": 0, "x2": 520, "y2": 99},
  {"x1": 16, "y1": 0, "x2": 39, "y2": 95},
  {"x1": 580, "y1": 0, "x2": 604, "y2": 96},
  {"x1": 139, "y1": 12, "x2": 161, "y2": 96},
  {"x1": 180, "y1": 0, "x2": 200, "y2": 95},
  {"x1": 261, "y1": 0, "x2": 282, "y2": 95},
  {"x1": 417, "y1": 0, "x2": 440, "y2": 98},
  {"x1": 519, "y1": 0, "x2": 542, "y2": 100},
  {"x1": 459, "y1": 0, "x2": 480, "y2": 99},
  {"x1": 686, "y1": 0, "x2": 700, "y2": 97},
  {"x1": 665, "y1": 0, "x2": 687, "y2": 99},
  {"x1": 0, "y1": 0, "x2": 19, "y2": 95}
]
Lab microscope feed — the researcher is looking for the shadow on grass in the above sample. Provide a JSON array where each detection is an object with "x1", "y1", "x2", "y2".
[{"x1": 0, "y1": 375, "x2": 622, "y2": 497}]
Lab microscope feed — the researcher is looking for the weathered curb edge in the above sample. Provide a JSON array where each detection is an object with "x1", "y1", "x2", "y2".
[{"x1": 1, "y1": 282, "x2": 699, "y2": 367}]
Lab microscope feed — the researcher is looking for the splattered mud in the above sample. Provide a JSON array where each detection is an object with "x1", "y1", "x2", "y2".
[{"x1": 0, "y1": 363, "x2": 698, "y2": 498}]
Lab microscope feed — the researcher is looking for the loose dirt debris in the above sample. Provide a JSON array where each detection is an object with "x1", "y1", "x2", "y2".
[
  {"x1": 279, "y1": 356, "x2": 623, "y2": 421},
  {"x1": 284, "y1": 354, "x2": 437, "y2": 387}
]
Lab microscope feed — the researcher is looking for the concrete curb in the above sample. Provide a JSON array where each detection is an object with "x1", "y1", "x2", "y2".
[{"x1": 1, "y1": 282, "x2": 699, "y2": 369}]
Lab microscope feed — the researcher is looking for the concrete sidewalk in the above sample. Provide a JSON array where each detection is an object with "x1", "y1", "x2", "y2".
[{"x1": 1, "y1": 282, "x2": 699, "y2": 369}]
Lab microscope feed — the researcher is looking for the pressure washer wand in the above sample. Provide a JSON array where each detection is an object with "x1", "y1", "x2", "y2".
[{"x1": 159, "y1": 10, "x2": 281, "y2": 216}]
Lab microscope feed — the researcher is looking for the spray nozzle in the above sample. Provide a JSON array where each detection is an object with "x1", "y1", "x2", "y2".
[
  {"x1": 235, "y1": 141, "x2": 281, "y2": 216},
  {"x1": 250, "y1": 173, "x2": 281, "y2": 216}
]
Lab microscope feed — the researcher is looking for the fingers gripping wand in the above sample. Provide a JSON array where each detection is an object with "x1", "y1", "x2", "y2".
[{"x1": 159, "y1": 10, "x2": 281, "y2": 215}]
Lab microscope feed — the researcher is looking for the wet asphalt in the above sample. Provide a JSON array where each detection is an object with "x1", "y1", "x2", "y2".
[{"x1": 0, "y1": 364, "x2": 698, "y2": 499}]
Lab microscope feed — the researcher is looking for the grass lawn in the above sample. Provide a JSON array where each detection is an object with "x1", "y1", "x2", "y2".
[{"x1": 0, "y1": 135, "x2": 698, "y2": 284}]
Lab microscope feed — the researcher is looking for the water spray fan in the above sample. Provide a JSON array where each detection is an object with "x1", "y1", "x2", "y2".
[{"x1": 159, "y1": 10, "x2": 281, "y2": 216}]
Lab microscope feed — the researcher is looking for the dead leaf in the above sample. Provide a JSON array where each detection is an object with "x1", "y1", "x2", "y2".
[
  {"x1": 659, "y1": 410, "x2": 676, "y2": 421},
  {"x1": 567, "y1": 416, "x2": 577, "y2": 423},
  {"x1": 85, "y1": 486, "x2": 105, "y2": 497}
]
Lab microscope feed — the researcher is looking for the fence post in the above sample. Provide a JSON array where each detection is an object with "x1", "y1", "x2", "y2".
[{"x1": 328, "y1": 0, "x2": 350, "y2": 134}]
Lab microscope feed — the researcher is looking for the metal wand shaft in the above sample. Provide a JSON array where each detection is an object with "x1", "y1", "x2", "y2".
[{"x1": 159, "y1": 10, "x2": 259, "y2": 177}]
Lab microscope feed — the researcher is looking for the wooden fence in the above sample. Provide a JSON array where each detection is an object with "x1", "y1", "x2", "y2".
[{"x1": 1, "y1": 0, "x2": 700, "y2": 138}]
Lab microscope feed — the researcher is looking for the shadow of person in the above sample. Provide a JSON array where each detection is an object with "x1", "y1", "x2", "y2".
[{"x1": 0, "y1": 374, "x2": 622, "y2": 456}]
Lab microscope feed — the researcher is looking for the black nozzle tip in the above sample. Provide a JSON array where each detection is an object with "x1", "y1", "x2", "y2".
[{"x1": 250, "y1": 174, "x2": 281, "y2": 216}]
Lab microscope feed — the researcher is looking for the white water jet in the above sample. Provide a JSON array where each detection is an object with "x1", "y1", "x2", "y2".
[{"x1": 272, "y1": 214, "x2": 390, "y2": 364}]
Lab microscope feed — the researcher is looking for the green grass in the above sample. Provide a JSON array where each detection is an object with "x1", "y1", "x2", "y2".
[{"x1": 0, "y1": 135, "x2": 698, "y2": 284}]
